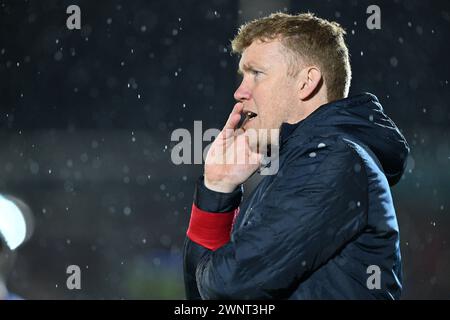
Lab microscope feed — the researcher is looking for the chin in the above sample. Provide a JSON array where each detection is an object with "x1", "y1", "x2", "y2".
[
  {"x1": 245, "y1": 127, "x2": 273, "y2": 152},
  {"x1": 248, "y1": 140, "x2": 259, "y2": 154},
  {"x1": 258, "y1": 140, "x2": 272, "y2": 155}
]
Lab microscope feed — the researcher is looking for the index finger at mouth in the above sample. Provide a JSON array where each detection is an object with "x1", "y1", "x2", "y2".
[
  {"x1": 223, "y1": 103, "x2": 244, "y2": 130},
  {"x1": 232, "y1": 102, "x2": 244, "y2": 114}
]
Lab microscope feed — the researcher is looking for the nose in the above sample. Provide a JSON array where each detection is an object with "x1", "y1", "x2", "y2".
[{"x1": 233, "y1": 80, "x2": 251, "y2": 102}]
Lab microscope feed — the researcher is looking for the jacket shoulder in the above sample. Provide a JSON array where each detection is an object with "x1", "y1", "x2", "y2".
[{"x1": 284, "y1": 134, "x2": 367, "y2": 169}]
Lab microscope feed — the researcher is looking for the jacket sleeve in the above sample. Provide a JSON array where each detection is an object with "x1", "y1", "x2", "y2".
[
  {"x1": 184, "y1": 139, "x2": 369, "y2": 299},
  {"x1": 183, "y1": 175, "x2": 243, "y2": 300}
]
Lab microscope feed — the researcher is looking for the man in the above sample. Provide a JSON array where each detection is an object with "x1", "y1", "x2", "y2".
[{"x1": 183, "y1": 12, "x2": 409, "y2": 299}]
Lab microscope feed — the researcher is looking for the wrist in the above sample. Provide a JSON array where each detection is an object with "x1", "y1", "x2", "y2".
[
  {"x1": 204, "y1": 177, "x2": 238, "y2": 193},
  {"x1": 195, "y1": 176, "x2": 243, "y2": 212}
]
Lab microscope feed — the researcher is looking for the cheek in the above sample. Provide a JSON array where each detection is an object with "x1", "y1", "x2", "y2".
[
  {"x1": 273, "y1": 83, "x2": 297, "y2": 115},
  {"x1": 254, "y1": 104, "x2": 276, "y2": 128},
  {"x1": 253, "y1": 81, "x2": 288, "y2": 127}
]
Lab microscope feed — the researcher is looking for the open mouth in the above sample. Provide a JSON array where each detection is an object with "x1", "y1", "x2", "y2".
[{"x1": 238, "y1": 111, "x2": 258, "y2": 128}]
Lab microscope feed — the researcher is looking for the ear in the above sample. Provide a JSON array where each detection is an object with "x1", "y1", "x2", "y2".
[{"x1": 298, "y1": 66, "x2": 322, "y2": 100}]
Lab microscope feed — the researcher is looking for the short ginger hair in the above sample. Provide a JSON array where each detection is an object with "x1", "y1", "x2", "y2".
[{"x1": 231, "y1": 12, "x2": 351, "y2": 101}]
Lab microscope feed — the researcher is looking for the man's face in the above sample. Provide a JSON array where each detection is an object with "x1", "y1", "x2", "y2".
[{"x1": 234, "y1": 39, "x2": 300, "y2": 150}]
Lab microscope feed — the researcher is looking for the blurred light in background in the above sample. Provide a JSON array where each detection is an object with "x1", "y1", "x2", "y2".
[{"x1": 0, "y1": 195, "x2": 34, "y2": 250}]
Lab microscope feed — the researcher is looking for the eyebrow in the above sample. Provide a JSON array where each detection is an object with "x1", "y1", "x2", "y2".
[{"x1": 237, "y1": 62, "x2": 266, "y2": 75}]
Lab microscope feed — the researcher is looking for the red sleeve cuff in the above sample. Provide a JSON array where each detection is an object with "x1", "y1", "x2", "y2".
[{"x1": 187, "y1": 203, "x2": 240, "y2": 251}]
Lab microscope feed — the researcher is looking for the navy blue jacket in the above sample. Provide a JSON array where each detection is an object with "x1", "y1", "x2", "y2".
[{"x1": 184, "y1": 93, "x2": 409, "y2": 299}]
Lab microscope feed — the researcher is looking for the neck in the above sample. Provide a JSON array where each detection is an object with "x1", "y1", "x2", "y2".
[{"x1": 287, "y1": 93, "x2": 329, "y2": 124}]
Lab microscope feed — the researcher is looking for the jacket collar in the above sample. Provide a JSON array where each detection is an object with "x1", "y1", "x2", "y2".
[{"x1": 278, "y1": 99, "x2": 334, "y2": 147}]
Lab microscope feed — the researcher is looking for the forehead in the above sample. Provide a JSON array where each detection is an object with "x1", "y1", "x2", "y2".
[{"x1": 239, "y1": 39, "x2": 288, "y2": 70}]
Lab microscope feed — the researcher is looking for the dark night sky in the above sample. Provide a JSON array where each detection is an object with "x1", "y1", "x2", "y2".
[{"x1": 0, "y1": 0, "x2": 449, "y2": 299}]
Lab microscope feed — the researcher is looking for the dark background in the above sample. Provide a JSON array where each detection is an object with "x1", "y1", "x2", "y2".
[{"x1": 0, "y1": 0, "x2": 449, "y2": 299}]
